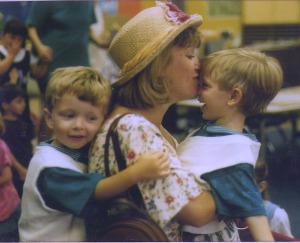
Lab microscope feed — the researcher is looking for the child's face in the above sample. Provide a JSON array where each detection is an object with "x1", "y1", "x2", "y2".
[
  {"x1": 4, "y1": 96, "x2": 26, "y2": 117},
  {"x1": 44, "y1": 93, "x2": 105, "y2": 150},
  {"x1": 198, "y1": 74, "x2": 232, "y2": 123},
  {"x1": 2, "y1": 33, "x2": 24, "y2": 49}
]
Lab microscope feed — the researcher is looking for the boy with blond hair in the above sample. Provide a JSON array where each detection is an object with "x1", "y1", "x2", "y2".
[
  {"x1": 177, "y1": 48, "x2": 283, "y2": 241},
  {"x1": 18, "y1": 66, "x2": 170, "y2": 242}
]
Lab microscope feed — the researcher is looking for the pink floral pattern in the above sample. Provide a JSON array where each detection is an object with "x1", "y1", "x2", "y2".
[
  {"x1": 0, "y1": 140, "x2": 20, "y2": 221},
  {"x1": 89, "y1": 114, "x2": 202, "y2": 241},
  {"x1": 156, "y1": 0, "x2": 190, "y2": 24}
]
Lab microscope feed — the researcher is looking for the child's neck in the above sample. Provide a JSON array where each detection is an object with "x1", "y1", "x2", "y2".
[{"x1": 214, "y1": 114, "x2": 245, "y2": 132}]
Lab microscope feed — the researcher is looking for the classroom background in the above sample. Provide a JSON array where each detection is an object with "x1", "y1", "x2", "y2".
[{"x1": 1, "y1": 0, "x2": 299, "y2": 239}]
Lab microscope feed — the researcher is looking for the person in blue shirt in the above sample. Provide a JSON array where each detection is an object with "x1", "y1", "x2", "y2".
[
  {"x1": 18, "y1": 66, "x2": 170, "y2": 242},
  {"x1": 177, "y1": 48, "x2": 283, "y2": 241}
]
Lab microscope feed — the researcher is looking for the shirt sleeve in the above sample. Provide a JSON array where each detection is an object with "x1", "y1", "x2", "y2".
[
  {"x1": 26, "y1": 2, "x2": 49, "y2": 28},
  {"x1": 270, "y1": 208, "x2": 293, "y2": 237},
  {"x1": 89, "y1": 1, "x2": 97, "y2": 25},
  {"x1": 37, "y1": 167, "x2": 104, "y2": 217},
  {"x1": 201, "y1": 163, "x2": 266, "y2": 218}
]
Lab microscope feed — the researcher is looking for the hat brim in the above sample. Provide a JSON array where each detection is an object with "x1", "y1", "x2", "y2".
[{"x1": 111, "y1": 15, "x2": 202, "y2": 88}]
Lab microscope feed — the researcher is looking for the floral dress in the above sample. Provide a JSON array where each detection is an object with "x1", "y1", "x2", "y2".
[{"x1": 89, "y1": 114, "x2": 202, "y2": 241}]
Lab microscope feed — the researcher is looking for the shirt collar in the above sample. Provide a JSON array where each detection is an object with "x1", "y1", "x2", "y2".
[{"x1": 39, "y1": 139, "x2": 89, "y2": 164}]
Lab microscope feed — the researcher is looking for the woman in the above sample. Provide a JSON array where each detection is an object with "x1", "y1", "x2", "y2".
[{"x1": 89, "y1": 1, "x2": 238, "y2": 241}]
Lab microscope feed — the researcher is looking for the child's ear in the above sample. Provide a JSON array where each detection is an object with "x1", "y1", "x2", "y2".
[
  {"x1": 228, "y1": 88, "x2": 242, "y2": 106},
  {"x1": 44, "y1": 108, "x2": 54, "y2": 129}
]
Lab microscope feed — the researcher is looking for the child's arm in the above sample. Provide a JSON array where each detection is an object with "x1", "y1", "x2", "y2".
[
  {"x1": 93, "y1": 151, "x2": 170, "y2": 200},
  {"x1": 0, "y1": 165, "x2": 12, "y2": 185},
  {"x1": 246, "y1": 215, "x2": 274, "y2": 241},
  {"x1": 11, "y1": 153, "x2": 27, "y2": 181}
]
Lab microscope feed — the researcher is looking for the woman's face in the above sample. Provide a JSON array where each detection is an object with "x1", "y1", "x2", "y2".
[{"x1": 163, "y1": 45, "x2": 200, "y2": 103}]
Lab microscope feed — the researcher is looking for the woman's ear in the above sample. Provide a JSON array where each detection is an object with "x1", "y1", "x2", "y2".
[
  {"x1": 44, "y1": 108, "x2": 54, "y2": 129},
  {"x1": 228, "y1": 88, "x2": 242, "y2": 106}
]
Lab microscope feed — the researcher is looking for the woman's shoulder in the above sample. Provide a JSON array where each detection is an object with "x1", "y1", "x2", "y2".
[{"x1": 105, "y1": 113, "x2": 156, "y2": 131}]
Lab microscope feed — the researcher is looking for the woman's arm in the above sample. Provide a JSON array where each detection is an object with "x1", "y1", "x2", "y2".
[
  {"x1": 175, "y1": 190, "x2": 217, "y2": 227},
  {"x1": 113, "y1": 115, "x2": 217, "y2": 227}
]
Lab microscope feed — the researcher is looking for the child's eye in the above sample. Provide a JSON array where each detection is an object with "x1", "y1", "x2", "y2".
[
  {"x1": 87, "y1": 116, "x2": 97, "y2": 122},
  {"x1": 67, "y1": 114, "x2": 75, "y2": 118},
  {"x1": 61, "y1": 113, "x2": 74, "y2": 118},
  {"x1": 187, "y1": 55, "x2": 195, "y2": 59}
]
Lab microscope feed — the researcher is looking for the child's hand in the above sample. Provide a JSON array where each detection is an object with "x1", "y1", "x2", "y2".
[{"x1": 134, "y1": 151, "x2": 170, "y2": 180}]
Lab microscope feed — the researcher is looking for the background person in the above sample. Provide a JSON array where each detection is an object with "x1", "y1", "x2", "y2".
[
  {"x1": 26, "y1": 0, "x2": 109, "y2": 95},
  {"x1": 255, "y1": 160, "x2": 294, "y2": 237},
  {"x1": 0, "y1": 18, "x2": 47, "y2": 125},
  {"x1": 0, "y1": 113, "x2": 21, "y2": 242},
  {"x1": 0, "y1": 84, "x2": 36, "y2": 197},
  {"x1": 26, "y1": 1, "x2": 109, "y2": 141}
]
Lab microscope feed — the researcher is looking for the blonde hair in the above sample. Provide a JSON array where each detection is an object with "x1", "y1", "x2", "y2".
[
  {"x1": 201, "y1": 48, "x2": 283, "y2": 116},
  {"x1": 114, "y1": 27, "x2": 201, "y2": 109},
  {"x1": 45, "y1": 67, "x2": 111, "y2": 114}
]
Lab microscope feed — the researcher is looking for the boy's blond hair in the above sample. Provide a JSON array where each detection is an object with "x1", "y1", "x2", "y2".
[
  {"x1": 201, "y1": 48, "x2": 283, "y2": 116},
  {"x1": 45, "y1": 67, "x2": 111, "y2": 114}
]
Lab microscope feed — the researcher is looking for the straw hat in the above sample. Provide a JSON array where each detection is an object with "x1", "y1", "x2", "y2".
[{"x1": 109, "y1": 0, "x2": 203, "y2": 87}]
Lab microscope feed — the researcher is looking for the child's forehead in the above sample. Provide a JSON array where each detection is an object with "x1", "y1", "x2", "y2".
[{"x1": 56, "y1": 93, "x2": 101, "y2": 107}]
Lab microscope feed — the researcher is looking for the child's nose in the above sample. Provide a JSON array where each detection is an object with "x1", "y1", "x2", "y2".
[{"x1": 73, "y1": 118, "x2": 84, "y2": 129}]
